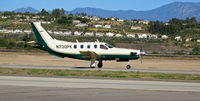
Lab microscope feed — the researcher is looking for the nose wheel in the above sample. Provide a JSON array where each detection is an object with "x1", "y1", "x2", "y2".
[
  {"x1": 126, "y1": 61, "x2": 131, "y2": 69},
  {"x1": 126, "y1": 65, "x2": 131, "y2": 69}
]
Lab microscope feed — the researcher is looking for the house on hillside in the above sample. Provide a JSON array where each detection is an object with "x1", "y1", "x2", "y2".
[
  {"x1": 94, "y1": 24, "x2": 103, "y2": 28},
  {"x1": 138, "y1": 33, "x2": 147, "y2": 39},
  {"x1": 96, "y1": 32, "x2": 104, "y2": 37},
  {"x1": 74, "y1": 31, "x2": 82, "y2": 36},
  {"x1": 54, "y1": 31, "x2": 63, "y2": 35},
  {"x1": 161, "y1": 35, "x2": 168, "y2": 39},
  {"x1": 103, "y1": 25, "x2": 111, "y2": 29},
  {"x1": 186, "y1": 38, "x2": 192, "y2": 42},
  {"x1": 85, "y1": 32, "x2": 94, "y2": 36},
  {"x1": 138, "y1": 20, "x2": 149, "y2": 25},
  {"x1": 117, "y1": 19, "x2": 124, "y2": 22},
  {"x1": 149, "y1": 34, "x2": 158, "y2": 39},
  {"x1": 13, "y1": 29, "x2": 22, "y2": 33},
  {"x1": 23, "y1": 30, "x2": 32, "y2": 34},
  {"x1": 73, "y1": 20, "x2": 81, "y2": 24},
  {"x1": 106, "y1": 32, "x2": 114, "y2": 37},
  {"x1": 175, "y1": 36, "x2": 182, "y2": 41},
  {"x1": 131, "y1": 26, "x2": 142, "y2": 30},
  {"x1": 75, "y1": 23, "x2": 88, "y2": 27},
  {"x1": 63, "y1": 31, "x2": 72, "y2": 36},
  {"x1": 197, "y1": 38, "x2": 200, "y2": 43},
  {"x1": 115, "y1": 34, "x2": 123, "y2": 37},
  {"x1": 126, "y1": 34, "x2": 135, "y2": 38}
]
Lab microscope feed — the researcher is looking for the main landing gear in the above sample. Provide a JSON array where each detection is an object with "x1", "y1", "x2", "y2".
[
  {"x1": 90, "y1": 60, "x2": 103, "y2": 68},
  {"x1": 97, "y1": 60, "x2": 103, "y2": 68}
]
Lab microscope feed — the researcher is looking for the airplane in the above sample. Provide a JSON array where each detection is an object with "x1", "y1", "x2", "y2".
[{"x1": 31, "y1": 22, "x2": 145, "y2": 69}]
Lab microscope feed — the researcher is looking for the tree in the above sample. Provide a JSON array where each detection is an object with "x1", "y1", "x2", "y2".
[
  {"x1": 40, "y1": 8, "x2": 49, "y2": 16},
  {"x1": 52, "y1": 8, "x2": 65, "y2": 18}
]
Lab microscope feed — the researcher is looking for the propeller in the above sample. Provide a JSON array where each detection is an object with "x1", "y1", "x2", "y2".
[
  {"x1": 139, "y1": 39, "x2": 146, "y2": 64},
  {"x1": 140, "y1": 45, "x2": 143, "y2": 64}
]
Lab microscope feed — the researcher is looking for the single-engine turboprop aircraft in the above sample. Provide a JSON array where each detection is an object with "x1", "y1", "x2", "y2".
[{"x1": 31, "y1": 22, "x2": 145, "y2": 69}]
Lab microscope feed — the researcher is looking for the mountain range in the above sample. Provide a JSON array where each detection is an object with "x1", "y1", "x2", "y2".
[{"x1": 11, "y1": 2, "x2": 200, "y2": 21}]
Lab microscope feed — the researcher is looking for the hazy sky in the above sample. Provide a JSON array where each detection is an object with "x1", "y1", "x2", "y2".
[{"x1": 1, "y1": 0, "x2": 200, "y2": 11}]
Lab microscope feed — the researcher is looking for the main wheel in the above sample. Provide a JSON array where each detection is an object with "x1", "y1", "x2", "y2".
[
  {"x1": 97, "y1": 62, "x2": 103, "y2": 68},
  {"x1": 126, "y1": 65, "x2": 131, "y2": 69}
]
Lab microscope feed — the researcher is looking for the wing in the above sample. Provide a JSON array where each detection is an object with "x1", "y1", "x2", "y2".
[{"x1": 79, "y1": 51, "x2": 102, "y2": 60}]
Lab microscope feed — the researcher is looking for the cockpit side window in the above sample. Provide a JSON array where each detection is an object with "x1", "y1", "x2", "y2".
[
  {"x1": 105, "y1": 44, "x2": 114, "y2": 48},
  {"x1": 100, "y1": 45, "x2": 108, "y2": 50}
]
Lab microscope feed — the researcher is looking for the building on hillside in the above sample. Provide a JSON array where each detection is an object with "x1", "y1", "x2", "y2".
[
  {"x1": 111, "y1": 17, "x2": 115, "y2": 21},
  {"x1": 63, "y1": 31, "x2": 72, "y2": 36},
  {"x1": 138, "y1": 33, "x2": 148, "y2": 39},
  {"x1": 126, "y1": 34, "x2": 136, "y2": 38},
  {"x1": 197, "y1": 38, "x2": 200, "y2": 43},
  {"x1": 149, "y1": 34, "x2": 158, "y2": 39},
  {"x1": 96, "y1": 32, "x2": 104, "y2": 37},
  {"x1": 13, "y1": 29, "x2": 22, "y2": 33},
  {"x1": 75, "y1": 23, "x2": 88, "y2": 27},
  {"x1": 94, "y1": 24, "x2": 103, "y2": 28},
  {"x1": 131, "y1": 26, "x2": 142, "y2": 30},
  {"x1": 161, "y1": 35, "x2": 168, "y2": 39},
  {"x1": 138, "y1": 20, "x2": 149, "y2": 25},
  {"x1": 103, "y1": 25, "x2": 111, "y2": 29},
  {"x1": 54, "y1": 31, "x2": 63, "y2": 35},
  {"x1": 23, "y1": 30, "x2": 32, "y2": 34},
  {"x1": 41, "y1": 21, "x2": 51, "y2": 24},
  {"x1": 106, "y1": 32, "x2": 114, "y2": 37},
  {"x1": 117, "y1": 19, "x2": 124, "y2": 22},
  {"x1": 90, "y1": 16, "x2": 100, "y2": 21},
  {"x1": 185, "y1": 38, "x2": 192, "y2": 42},
  {"x1": 74, "y1": 31, "x2": 82, "y2": 36},
  {"x1": 115, "y1": 33, "x2": 123, "y2": 37},
  {"x1": 73, "y1": 20, "x2": 81, "y2": 24},
  {"x1": 175, "y1": 36, "x2": 182, "y2": 41},
  {"x1": 85, "y1": 32, "x2": 94, "y2": 36}
]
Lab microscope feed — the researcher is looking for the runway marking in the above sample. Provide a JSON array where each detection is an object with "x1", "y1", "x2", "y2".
[
  {"x1": 1, "y1": 64, "x2": 200, "y2": 74},
  {"x1": 0, "y1": 76, "x2": 200, "y2": 92}
]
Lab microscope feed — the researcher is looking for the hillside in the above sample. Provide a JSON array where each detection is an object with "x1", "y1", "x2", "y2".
[{"x1": 71, "y1": 2, "x2": 200, "y2": 21}]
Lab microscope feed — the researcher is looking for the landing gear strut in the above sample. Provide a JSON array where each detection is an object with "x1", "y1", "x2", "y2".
[
  {"x1": 97, "y1": 60, "x2": 103, "y2": 68},
  {"x1": 90, "y1": 59, "x2": 95, "y2": 68}
]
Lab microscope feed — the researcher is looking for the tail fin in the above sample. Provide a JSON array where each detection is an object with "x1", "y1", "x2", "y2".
[{"x1": 31, "y1": 22, "x2": 54, "y2": 51}]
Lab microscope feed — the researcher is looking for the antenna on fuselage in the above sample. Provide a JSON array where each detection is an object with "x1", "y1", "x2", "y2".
[
  {"x1": 76, "y1": 39, "x2": 79, "y2": 43},
  {"x1": 96, "y1": 39, "x2": 99, "y2": 43}
]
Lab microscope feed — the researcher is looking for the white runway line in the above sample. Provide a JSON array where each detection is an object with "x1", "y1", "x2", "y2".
[
  {"x1": 0, "y1": 76, "x2": 200, "y2": 92},
  {"x1": 1, "y1": 64, "x2": 200, "y2": 74}
]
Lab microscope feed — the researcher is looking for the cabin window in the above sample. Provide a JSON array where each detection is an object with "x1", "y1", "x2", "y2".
[
  {"x1": 74, "y1": 45, "x2": 77, "y2": 49},
  {"x1": 94, "y1": 45, "x2": 97, "y2": 49},
  {"x1": 80, "y1": 45, "x2": 84, "y2": 49},
  {"x1": 87, "y1": 45, "x2": 90, "y2": 49},
  {"x1": 100, "y1": 45, "x2": 108, "y2": 50}
]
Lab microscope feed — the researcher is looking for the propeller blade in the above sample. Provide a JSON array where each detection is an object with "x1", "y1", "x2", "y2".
[{"x1": 140, "y1": 52, "x2": 143, "y2": 64}]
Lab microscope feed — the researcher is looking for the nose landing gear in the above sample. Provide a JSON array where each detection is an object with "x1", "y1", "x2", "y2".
[{"x1": 126, "y1": 61, "x2": 131, "y2": 69}]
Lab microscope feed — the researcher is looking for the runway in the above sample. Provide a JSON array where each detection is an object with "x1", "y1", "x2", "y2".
[
  {"x1": 1, "y1": 64, "x2": 200, "y2": 74},
  {"x1": 0, "y1": 76, "x2": 200, "y2": 101},
  {"x1": 0, "y1": 76, "x2": 200, "y2": 92}
]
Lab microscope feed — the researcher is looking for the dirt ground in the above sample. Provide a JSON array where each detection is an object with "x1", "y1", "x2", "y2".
[{"x1": 0, "y1": 52, "x2": 200, "y2": 71}]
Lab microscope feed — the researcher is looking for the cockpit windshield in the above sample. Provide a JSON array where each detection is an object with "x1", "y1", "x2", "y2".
[{"x1": 105, "y1": 44, "x2": 114, "y2": 48}]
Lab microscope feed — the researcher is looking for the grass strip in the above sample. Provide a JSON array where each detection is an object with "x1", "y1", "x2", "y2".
[{"x1": 0, "y1": 67, "x2": 200, "y2": 80}]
